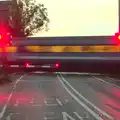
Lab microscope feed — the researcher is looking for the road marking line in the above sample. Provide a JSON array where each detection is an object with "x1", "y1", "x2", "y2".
[
  {"x1": 106, "y1": 76, "x2": 120, "y2": 81},
  {"x1": 60, "y1": 72, "x2": 89, "y2": 75},
  {"x1": 62, "y1": 112, "x2": 76, "y2": 120},
  {"x1": 11, "y1": 73, "x2": 16, "y2": 75},
  {"x1": 0, "y1": 74, "x2": 26, "y2": 119},
  {"x1": 19, "y1": 80, "x2": 52, "y2": 82},
  {"x1": 57, "y1": 75, "x2": 103, "y2": 120},
  {"x1": 73, "y1": 112, "x2": 83, "y2": 120},
  {"x1": 60, "y1": 72, "x2": 102, "y2": 76},
  {"x1": 6, "y1": 113, "x2": 20, "y2": 120},
  {"x1": 13, "y1": 75, "x2": 26, "y2": 89},
  {"x1": 32, "y1": 71, "x2": 46, "y2": 73},
  {"x1": 30, "y1": 98, "x2": 34, "y2": 104},
  {"x1": 56, "y1": 98, "x2": 63, "y2": 106},
  {"x1": 45, "y1": 104, "x2": 58, "y2": 106},
  {"x1": 44, "y1": 117, "x2": 56, "y2": 120},
  {"x1": 44, "y1": 99, "x2": 58, "y2": 106},
  {"x1": 14, "y1": 100, "x2": 19, "y2": 107},
  {"x1": 93, "y1": 76, "x2": 120, "y2": 89},
  {"x1": 58, "y1": 73, "x2": 114, "y2": 120}
]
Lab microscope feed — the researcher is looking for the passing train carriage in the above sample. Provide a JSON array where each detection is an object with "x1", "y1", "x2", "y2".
[{"x1": 0, "y1": 0, "x2": 120, "y2": 81}]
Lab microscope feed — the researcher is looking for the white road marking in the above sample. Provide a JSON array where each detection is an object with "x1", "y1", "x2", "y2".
[
  {"x1": 14, "y1": 100, "x2": 19, "y2": 107},
  {"x1": 60, "y1": 72, "x2": 101, "y2": 76},
  {"x1": 13, "y1": 75, "x2": 25, "y2": 89},
  {"x1": 62, "y1": 112, "x2": 83, "y2": 120},
  {"x1": 60, "y1": 72, "x2": 89, "y2": 75},
  {"x1": 45, "y1": 104, "x2": 58, "y2": 106},
  {"x1": 10, "y1": 65, "x2": 19, "y2": 67},
  {"x1": 44, "y1": 117, "x2": 48, "y2": 120},
  {"x1": 19, "y1": 80, "x2": 51, "y2": 82},
  {"x1": 44, "y1": 99, "x2": 58, "y2": 106},
  {"x1": 44, "y1": 117, "x2": 56, "y2": 120},
  {"x1": 0, "y1": 74, "x2": 26, "y2": 119},
  {"x1": 93, "y1": 76, "x2": 120, "y2": 89},
  {"x1": 58, "y1": 75, "x2": 103, "y2": 120},
  {"x1": 73, "y1": 112, "x2": 83, "y2": 120},
  {"x1": 41, "y1": 65, "x2": 51, "y2": 68},
  {"x1": 32, "y1": 71, "x2": 45, "y2": 73},
  {"x1": 6, "y1": 113, "x2": 20, "y2": 120},
  {"x1": 58, "y1": 73, "x2": 114, "y2": 120},
  {"x1": 56, "y1": 98, "x2": 63, "y2": 106},
  {"x1": 106, "y1": 76, "x2": 120, "y2": 81},
  {"x1": 62, "y1": 112, "x2": 75, "y2": 120},
  {"x1": 11, "y1": 73, "x2": 16, "y2": 75},
  {"x1": 44, "y1": 100, "x2": 48, "y2": 104},
  {"x1": 30, "y1": 98, "x2": 34, "y2": 104}
]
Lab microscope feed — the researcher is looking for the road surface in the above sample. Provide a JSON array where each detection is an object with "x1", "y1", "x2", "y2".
[{"x1": 0, "y1": 72, "x2": 120, "y2": 120}]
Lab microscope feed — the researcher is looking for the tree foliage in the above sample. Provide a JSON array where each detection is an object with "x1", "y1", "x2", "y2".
[{"x1": 16, "y1": 0, "x2": 49, "y2": 36}]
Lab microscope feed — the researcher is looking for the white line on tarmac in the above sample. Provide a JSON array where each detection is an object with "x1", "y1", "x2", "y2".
[
  {"x1": 19, "y1": 79, "x2": 52, "y2": 82},
  {"x1": 0, "y1": 74, "x2": 26, "y2": 119},
  {"x1": 60, "y1": 72, "x2": 101, "y2": 76},
  {"x1": 58, "y1": 73, "x2": 114, "y2": 120},
  {"x1": 11, "y1": 73, "x2": 16, "y2": 76},
  {"x1": 56, "y1": 98, "x2": 63, "y2": 106},
  {"x1": 57, "y1": 75, "x2": 103, "y2": 120},
  {"x1": 45, "y1": 104, "x2": 58, "y2": 106},
  {"x1": 73, "y1": 112, "x2": 83, "y2": 120},
  {"x1": 93, "y1": 76, "x2": 120, "y2": 89},
  {"x1": 44, "y1": 117, "x2": 56, "y2": 120},
  {"x1": 106, "y1": 76, "x2": 120, "y2": 82},
  {"x1": 14, "y1": 100, "x2": 19, "y2": 107}
]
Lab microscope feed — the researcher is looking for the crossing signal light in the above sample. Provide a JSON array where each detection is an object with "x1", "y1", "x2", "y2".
[
  {"x1": 117, "y1": 34, "x2": 120, "y2": 40},
  {"x1": 0, "y1": 34, "x2": 2, "y2": 40},
  {"x1": 114, "y1": 33, "x2": 120, "y2": 44},
  {"x1": 55, "y1": 63, "x2": 60, "y2": 68},
  {"x1": 25, "y1": 62, "x2": 30, "y2": 67},
  {"x1": 115, "y1": 33, "x2": 120, "y2": 40}
]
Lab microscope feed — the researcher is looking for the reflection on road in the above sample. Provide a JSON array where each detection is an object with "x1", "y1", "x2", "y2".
[{"x1": 0, "y1": 72, "x2": 120, "y2": 120}]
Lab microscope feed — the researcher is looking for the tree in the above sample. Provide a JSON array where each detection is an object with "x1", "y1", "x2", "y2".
[{"x1": 13, "y1": 0, "x2": 50, "y2": 36}]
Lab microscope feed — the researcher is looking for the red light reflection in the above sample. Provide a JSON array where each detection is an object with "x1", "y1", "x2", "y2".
[
  {"x1": 98, "y1": 87, "x2": 120, "y2": 120},
  {"x1": 0, "y1": 91, "x2": 45, "y2": 106}
]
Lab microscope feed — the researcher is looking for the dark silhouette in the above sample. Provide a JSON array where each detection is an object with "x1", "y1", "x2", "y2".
[{"x1": 12, "y1": 0, "x2": 50, "y2": 36}]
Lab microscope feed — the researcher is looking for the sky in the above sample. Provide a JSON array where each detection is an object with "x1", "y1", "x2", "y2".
[{"x1": 35, "y1": 0, "x2": 118, "y2": 36}]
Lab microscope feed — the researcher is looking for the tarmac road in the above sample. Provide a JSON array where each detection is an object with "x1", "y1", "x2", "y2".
[{"x1": 0, "y1": 72, "x2": 120, "y2": 120}]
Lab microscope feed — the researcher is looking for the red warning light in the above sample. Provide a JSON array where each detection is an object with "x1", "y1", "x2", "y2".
[
  {"x1": 55, "y1": 63, "x2": 60, "y2": 68},
  {"x1": 0, "y1": 33, "x2": 10, "y2": 46},
  {"x1": 115, "y1": 33, "x2": 120, "y2": 40},
  {"x1": 25, "y1": 62, "x2": 30, "y2": 67},
  {"x1": 0, "y1": 34, "x2": 2, "y2": 40},
  {"x1": 117, "y1": 34, "x2": 120, "y2": 40},
  {"x1": 114, "y1": 33, "x2": 120, "y2": 44}
]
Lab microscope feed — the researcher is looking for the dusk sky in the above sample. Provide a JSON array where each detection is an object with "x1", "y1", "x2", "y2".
[{"x1": 35, "y1": 0, "x2": 118, "y2": 36}]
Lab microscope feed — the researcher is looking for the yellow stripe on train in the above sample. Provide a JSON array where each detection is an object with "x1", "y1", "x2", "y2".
[
  {"x1": 0, "y1": 45, "x2": 120, "y2": 52},
  {"x1": 0, "y1": 47, "x2": 17, "y2": 52},
  {"x1": 25, "y1": 46, "x2": 120, "y2": 52},
  {"x1": 5, "y1": 47, "x2": 17, "y2": 52}
]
